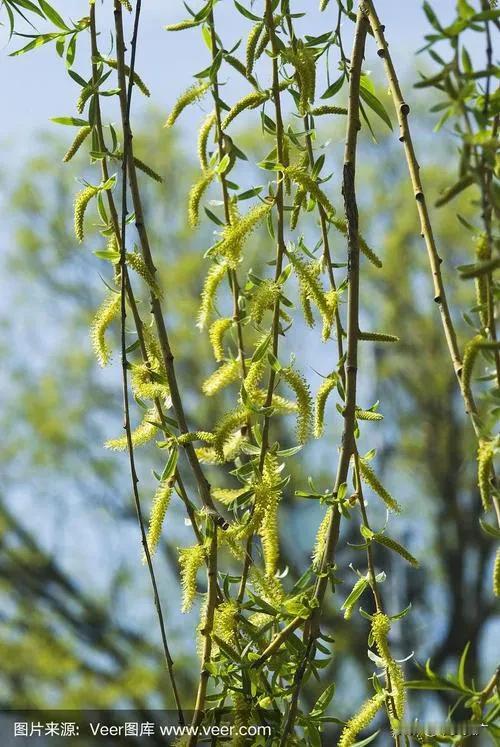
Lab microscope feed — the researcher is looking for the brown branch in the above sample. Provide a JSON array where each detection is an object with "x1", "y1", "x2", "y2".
[
  {"x1": 113, "y1": 2, "x2": 226, "y2": 528},
  {"x1": 278, "y1": 10, "x2": 369, "y2": 742},
  {"x1": 188, "y1": 522, "x2": 218, "y2": 747},
  {"x1": 364, "y1": 0, "x2": 500, "y2": 527},
  {"x1": 90, "y1": 5, "x2": 184, "y2": 722}
]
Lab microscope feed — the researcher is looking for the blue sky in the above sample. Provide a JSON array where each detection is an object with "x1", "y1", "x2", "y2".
[{"x1": 0, "y1": 0, "x2": 487, "y2": 152}]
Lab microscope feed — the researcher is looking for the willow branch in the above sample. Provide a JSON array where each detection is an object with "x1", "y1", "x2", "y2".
[
  {"x1": 90, "y1": 5, "x2": 184, "y2": 722},
  {"x1": 113, "y1": 3, "x2": 226, "y2": 529},
  {"x1": 188, "y1": 523, "x2": 218, "y2": 747},
  {"x1": 364, "y1": 0, "x2": 500, "y2": 527},
  {"x1": 278, "y1": 12, "x2": 369, "y2": 742},
  {"x1": 237, "y1": 3, "x2": 288, "y2": 603}
]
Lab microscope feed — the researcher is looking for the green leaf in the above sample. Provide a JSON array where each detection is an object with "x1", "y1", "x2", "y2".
[
  {"x1": 10, "y1": 32, "x2": 60, "y2": 56},
  {"x1": 51, "y1": 116, "x2": 89, "y2": 126},
  {"x1": 359, "y1": 83, "x2": 393, "y2": 130},
  {"x1": 233, "y1": 0, "x2": 262, "y2": 21},
  {"x1": 311, "y1": 683, "x2": 335, "y2": 715},
  {"x1": 38, "y1": 0, "x2": 68, "y2": 29},
  {"x1": 457, "y1": 642, "x2": 470, "y2": 690},
  {"x1": 321, "y1": 73, "x2": 345, "y2": 100}
]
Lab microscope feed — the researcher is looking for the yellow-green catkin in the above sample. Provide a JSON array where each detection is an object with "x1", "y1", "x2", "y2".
[
  {"x1": 371, "y1": 612, "x2": 405, "y2": 720},
  {"x1": 246, "y1": 22, "x2": 264, "y2": 77},
  {"x1": 198, "y1": 111, "x2": 216, "y2": 171},
  {"x1": 221, "y1": 90, "x2": 270, "y2": 130},
  {"x1": 310, "y1": 105, "x2": 347, "y2": 116},
  {"x1": 213, "y1": 599, "x2": 238, "y2": 645},
  {"x1": 105, "y1": 407, "x2": 158, "y2": 451},
  {"x1": 165, "y1": 19, "x2": 199, "y2": 32},
  {"x1": 230, "y1": 691, "x2": 250, "y2": 747},
  {"x1": 165, "y1": 82, "x2": 210, "y2": 128},
  {"x1": 104, "y1": 58, "x2": 150, "y2": 96},
  {"x1": 494, "y1": 547, "x2": 500, "y2": 597},
  {"x1": 331, "y1": 216, "x2": 383, "y2": 268},
  {"x1": 90, "y1": 292, "x2": 121, "y2": 366},
  {"x1": 197, "y1": 262, "x2": 228, "y2": 329},
  {"x1": 312, "y1": 508, "x2": 331, "y2": 570},
  {"x1": 126, "y1": 251, "x2": 162, "y2": 298},
  {"x1": 179, "y1": 544, "x2": 206, "y2": 612},
  {"x1": 216, "y1": 202, "x2": 271, "y2": 267},
  {"x1": 359, "y1": 458, "x2": 402, "y2": 513},
  {"x1": 131, "y1": 361, "x2": 169, "y2": 401},
  {"x1": 119, "y1": 0, "x2": 132, "y2": 11},
  {"x1": 280, "y1": 366, "x2": 312, "y2": 444},
  {"x1": 288, "y1": 253, "x2": 336, "y2": 340},
  {"x1": 202, "y1": 359, "x2": 240, "y2": 397},
  {"x1": 243, "y1": 357, "x2": 266, "y2": 401},
  {"x1": 63, "y1": 126, "x2": 92, "y2": 163},
  {"x1": 314, "y1": 375, "x2": 337, "y2": 438},
  {"x1": 477, "y1": 440, "x2": 494, "y2": 511},
  {"x1": 284, "y1": 166, "x2": 334, "y2": 216},
  {"x1": 213, "y1": 406, "x2": 249, "y2": 461},
  {"x1": 283, "y1": 44, "x2": 316, "y2": 114},
  {"x1": 132, "y1": 156, "x2": 163, "y2": 183},
  {"x1": 462, "y1": 334, "x2": 482, "y2": 395},
  {"x1": 74, "y1": 185, "x2": 98, "y2": 242},
  {"x1": 338, "y1": 693, "x2": 385, "y2": 747},
  {"x1": 208, "y1": 318, "x2": 232, "y2": 362},
  {"x1": 188, "y1": 169, "x2": 216, "y2": 228},
  {"x1": 249, "y1": 280, "x2": 281, "y2": 324},
  {"x1": 146, "y1": 479, "x2": 174, "y2": 556},
  {"x1": 257, "y1": 454, "x2": 283, "y2": 576},
  {"x1": 474, "y1": 233, "x2": 489, "y2": 326}
]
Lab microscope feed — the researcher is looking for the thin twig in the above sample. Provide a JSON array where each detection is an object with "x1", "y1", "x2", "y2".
[
  {"x1": 188, "y1": 521, "x2": 218, "y2": 747},
  {"x1": 278, "y1": 11, "x2": 369, "y2": 742},
  {"x1": 91, "y1": 4, "x2": 184, "y2": 721},
  {"x1": 364, "y1": 0, "x2": 500, "y2": 527}
]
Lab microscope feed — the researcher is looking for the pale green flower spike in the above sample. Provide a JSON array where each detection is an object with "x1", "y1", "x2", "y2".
[
  {"x1": 221, "y1": 90, "x2": 270, "y2": 130},
  {"x1": 74, "y1": 185, "x2": 98, "y2": 242},
  {"x1": 494, "y1": 547, "x2": 500, "y2": 597},
  {"x1": 197, "y1": 262, "x2": 228, "y2": 330},
  {"x1": 126, "y1": 251, "x2": 163, "y2": 299},
  {"x1": 338, "y1": 692, "x2": 385, "y2": 747},
  {"x1": 280, "y1": 366, "x2": 313, "y2": 444},
  {"x1": 198, "y1": 111, "x2": 216, "y2": 171},
  {"x1": 371, "y1": 612, "x2": 405, "y2": 720},
  {"x1": 358, "y1": 458, "x2": 402, "y2": 513},
  {"x1": 213, "y1": 599, "x2": 238, "y2": 645},
  {"x1": 331, "y1": 216, "x2": 383, "y2": 268},
  {"x1": 477, "y1": 439, "x2": 494, "y2": 511},
  {"x1": 208, "y1": 318, "x2": 232, "y2": 362},
  {"x1": 165, "y1": 82, "x2": 210, "y2": 128},
  {"x1": 212, "y1": 406, "x2": 249, "y2": 462},
  {"x1": 202, "y1": 359, "x2": 240, "y2": 397},
  {"x1": 90, "y1": 291, "x2": 121, "y2": 367},
  {"x1": 215, "y1": 202, "x2": 271, "y2": 268},
  {"x1": 248, "y1": 280, "x2": 281, "y2": 324},
  {"x1": 179, "y1": 544, "x2": 206, "y2": 612},
  {"x1": 310, "y1": 105, "x2": 347, "y2": 116},
  {"x1": 146, "y1": 479, "x2": 174, "y2": 556},
  {"x1": 104, "y1": 58, "x2": 150, "y2": 97},
  {"x1": 246, "y1": 22, "x2": 264, "y2": 77},
  {"x1": 284, "y1": 166, "x2": 334, "y2": 216},
  {"x1": 312, "y1": 508, "x2": 331, "y2": 570},
  {"x1": 188, "y1": 169, "x2": 216, "y2": 228},
  {"x1": 105, "y1": 407, "x2": 158, "y2": 451},
  {"x1": 63, "y1": 126, "x2": 92, "y2": 163},
  {"x1": 314, "y1": 375, "x2": 337, "y2": 438}
]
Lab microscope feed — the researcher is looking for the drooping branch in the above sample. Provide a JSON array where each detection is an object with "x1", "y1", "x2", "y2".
[
  {"x1": 91, "y1": 4, "x2": 184, "y2": 721},
  {"x1": 364, "y1": 0, "x2": 500, "y2": 527}
]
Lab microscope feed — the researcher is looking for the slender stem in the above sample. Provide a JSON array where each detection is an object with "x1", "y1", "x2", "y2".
[
  {"x1": 113, "y1": 2, "x2": 225, "y2": 527},
  {"x1": 237, "y1": 2, "x2": 288, "y2": 604},
  {"x1": 207, "y1": 11, "x2": 248, "y2": 384},
  {"x1": 188, "y1": 522, "x2": 218, "y2": 747},
  {"x1": 364, "y1": 0, "x2": 500, "y2": 527},
  {"x1": 279, "y1": 12, "x2": 369, "y2": 742},
  {"x1": 90, "y1": 5, "x2": 184, "y2": 722}
]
